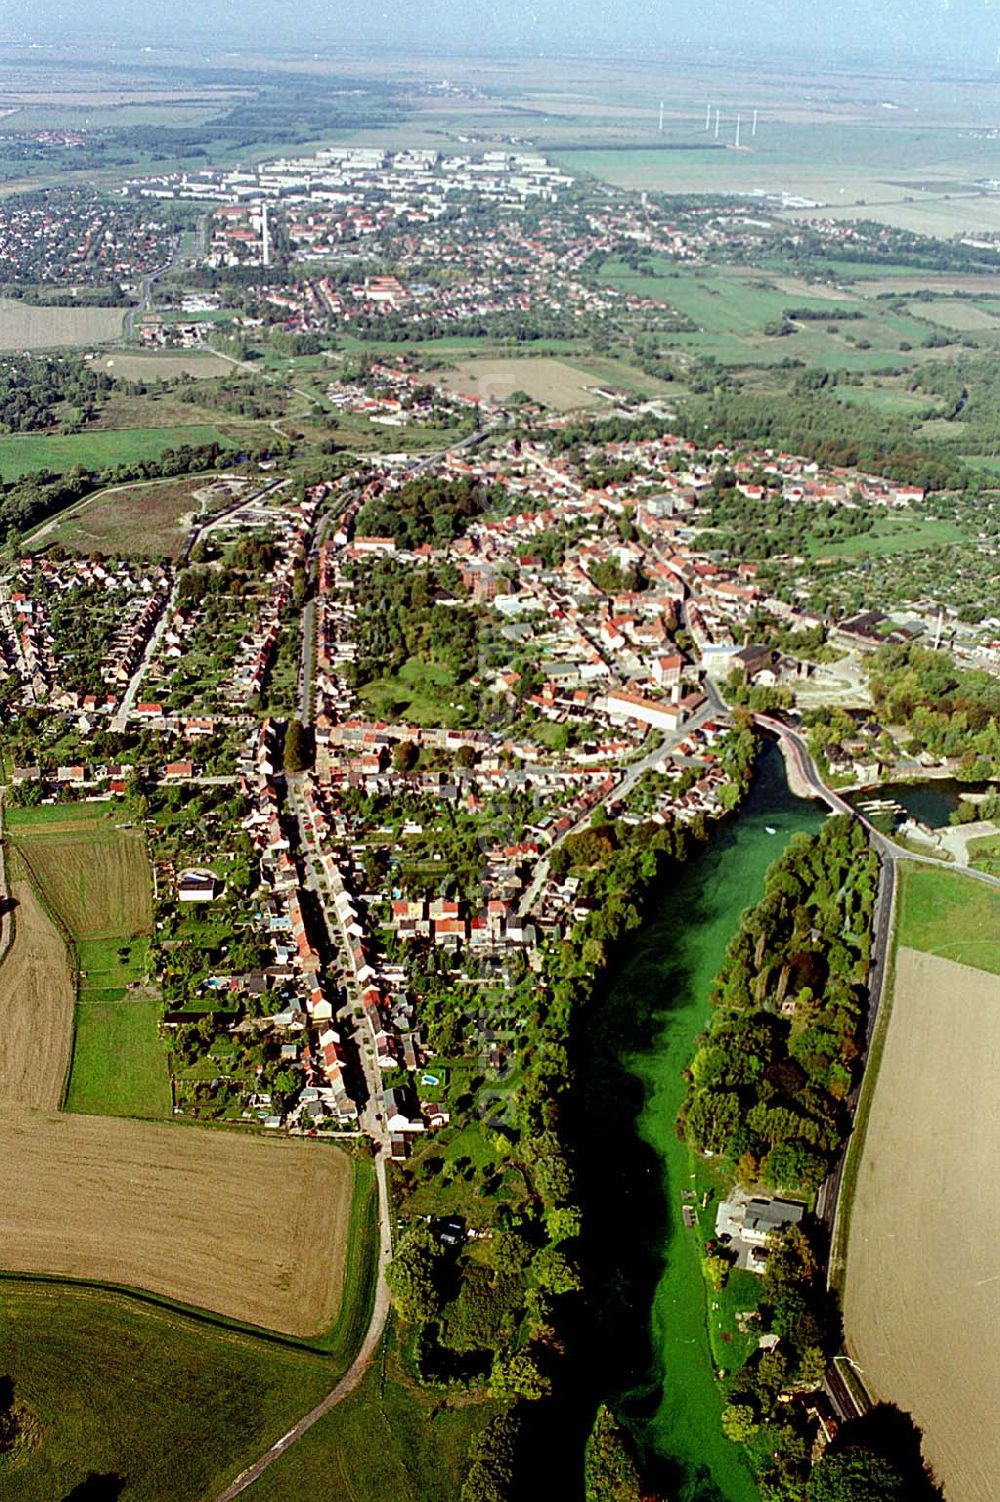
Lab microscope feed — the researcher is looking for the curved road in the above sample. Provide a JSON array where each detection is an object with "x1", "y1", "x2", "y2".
[{"x1": 213, "y1": 1153, "x2": 392, "y2": 1502}]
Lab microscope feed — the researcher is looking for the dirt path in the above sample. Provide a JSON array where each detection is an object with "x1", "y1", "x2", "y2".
[{"x1": 844, "y1": 947, "x2": 1000, "y2": 1502}]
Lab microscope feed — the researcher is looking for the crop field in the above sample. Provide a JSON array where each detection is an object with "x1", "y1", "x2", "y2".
[
  {"x1": 597, "y1": 262, "x2": 933, "y2": 369},
  {"x1": 0, "y1": 1111, "x2": 354, "y2": 1335},
  {"x1": 0, "y1": 298, "x2": 125, "y2": 350},
  {"x1": 9, "y1": 804, "x2": 153, "y2": 943},
  {"x1": 0, "y1": 423, "x2": 230, "y2": 480},
  {"x1": 906, "y1": 299, "x2": 1000, "y2": 332},
  {"x1": 0, "y1": 1280, "x2": 336, "y2": 1502},
  {"x1": 426, "y1": 356, "x2": 602, "y2": 410},
  {"x1": 7, "y1": 803, "x2": 165, "y2": 1116},
  {"x1": 556, "y1": 118, "x2": 1000, "y2": 235},
  {"x1": 92, "y1": 350, "x2": 235, "y2": 381},
  {"x1": 895, "y1": 864, "x2": 1000, "y2": 974},
  {"x1": 844, "y1": 946, "x2": 1000, "y2": 1502},
  {"x1": 33, "y1": 475, "x2": 210, "y2": 557},
  {"x1": 0, "y1": 876, "x2": 74, "y2": 1111},
  {"x1": 65, "y1": 996, "x2": 169, "y2": 1119}
]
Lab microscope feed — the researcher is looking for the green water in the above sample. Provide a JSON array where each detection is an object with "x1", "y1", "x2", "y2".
[{"x1": 600, "y1": 745, "x2": 823, "y2": 1500}]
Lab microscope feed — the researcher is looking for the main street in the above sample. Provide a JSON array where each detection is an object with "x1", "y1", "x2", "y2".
[{"x1": 210, "y1": 777, "x2": 397, "y2": 1502}]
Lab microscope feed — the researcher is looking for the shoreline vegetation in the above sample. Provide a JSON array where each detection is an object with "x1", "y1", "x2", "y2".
[{"x1": 668, "y1": 814, "x2": 943, "y2": 1502}]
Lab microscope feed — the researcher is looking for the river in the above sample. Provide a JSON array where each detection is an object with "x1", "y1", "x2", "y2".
[{"x1": 576, "y1": 742, "x2": 823, "y2": 1501}]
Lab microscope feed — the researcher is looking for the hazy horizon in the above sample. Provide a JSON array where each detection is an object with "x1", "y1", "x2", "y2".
[{"x1": 6, "y1": 0, "x2": 1000, "y2": 72}]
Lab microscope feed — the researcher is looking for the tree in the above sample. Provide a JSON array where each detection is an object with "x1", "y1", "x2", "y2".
[
  {"x1": 584, "y1": 1404, "x2": 643, "y2": 1502},
  {"x1": 702, "y1": 1252, "x2": 731, "y2": 1292},
  {"x1": 721, "y1": 1403, "x2": 760, "y2": 1444},
  {"x1": 531, "y1": 1246, "x2": 582, "y2": 1295},
  {"x1": 488, "y1": 1352, "x2": 551, "y2": 1402},
  {"x1": 460, "y1": 1412, "x2": 521, "y2": 1502},
  {"x1": 283, "y1": 718, "x2": 311, "y2": 773},
  {"x1": 806, "y1": 1447, "x2": 908, "y2": 1502},
  {"x1": 393, "y1": 739, "x2": 419, "y2": 773},
  {"x1": 386, "y1": 1226, "x2": 445, "y2": 1325}
]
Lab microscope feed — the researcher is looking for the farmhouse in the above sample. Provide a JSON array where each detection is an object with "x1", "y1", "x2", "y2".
[
  {"x1": 715, "y1": 1191, "x2": 805, "y2": 1273},
  {"x1": 177, "y1": 869, "x2": 221, "y2": 903}
]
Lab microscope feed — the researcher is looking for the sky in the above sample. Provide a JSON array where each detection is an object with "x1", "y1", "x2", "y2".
[{"x1": 8, "y1": 0, "x2": 1000, "y2": 67}]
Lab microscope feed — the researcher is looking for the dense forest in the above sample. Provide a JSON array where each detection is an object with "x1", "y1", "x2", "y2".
[
  {"x1": 674, "y1": 390, "x2": 971, "y2": 492},
  {"x1": 355, "y1": 474, "x2": 490, "y2": 548},
  {"x1": 0, "y1": 354, "x2": 114, "y2": 433},
  {"x1": 346, "y1": 556, "x2": 482, "y2": 689}
]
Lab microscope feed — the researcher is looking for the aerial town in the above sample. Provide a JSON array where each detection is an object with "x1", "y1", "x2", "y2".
[{"x1": 2, "y1": 37, "x2": 999, "y2": 1502}]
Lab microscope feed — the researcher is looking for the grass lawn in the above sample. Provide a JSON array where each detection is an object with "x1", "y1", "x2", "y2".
[
  {"x1": 64, "y1": 997, "x2": 171, "y2": 1118},
  {"x1": 359, "y1": 658, "x2": 469, "y2": 728},
  {"x1": 805, "y1": 515, "x2": 966, "y2": 561},
  {"x1": 252, "y1": 1322, "x2": 497, "y2": 1502},
  {"x1": 897, "y1": 863, "x2": 1000, "y2": 975},
  {"x1": 0, "y1": 1280, "x2": 337, "y2": 1502},
  {"x1": 833, "y1": 384, "x2": 942, "y2": 418},
  {"x1": 0, "y1": 424, "x2": 230, "y2": 480},
  {"x1": 965, "y1": 832, "x2": 1000, "y2": 877}
]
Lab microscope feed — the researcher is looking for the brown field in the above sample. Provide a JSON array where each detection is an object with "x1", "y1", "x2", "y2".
[
  {"x1": 428, "y1": 356, "x2": 602, "y2": 411},
  {"x1": 844, "y1": 947, "x2": 1000, "y2": 1502},
  {"x1": 0, "y1": 879, "x2": 74, "y2": 1110},
  {"x1": 94, "y1": 351, "x2": 234, "y2": 381},
  {"x1": 0, "y1": 299, "x2": 124, "y2": 350},
  {"x1": 0, "y1": 1110, "x2": 354, "y2": 1336}
]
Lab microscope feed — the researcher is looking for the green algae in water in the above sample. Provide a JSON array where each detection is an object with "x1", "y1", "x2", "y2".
[{"x1": 610, "y1": 747, "x2": 823, "y2": 1500}]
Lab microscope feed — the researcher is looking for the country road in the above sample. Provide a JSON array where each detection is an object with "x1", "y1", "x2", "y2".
[{"x1": 212, "y1": 1153, "x2": 392, "y2": 1502}]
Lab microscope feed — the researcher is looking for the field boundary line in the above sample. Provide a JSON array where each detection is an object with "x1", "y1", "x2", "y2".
[{"x1": 0, "y1": 1268, "x2": 341, "y2": 1357}]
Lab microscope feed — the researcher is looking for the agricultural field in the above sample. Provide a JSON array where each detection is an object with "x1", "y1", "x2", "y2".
[
  {"x1": 844, "y1": 945, "x2": 1000, "y2": 1502},
  {"x1": 804, "y1": 514, "x2": 966, "y2": 561},
  {"x1": 91, "y1": 350, "x2": 235, "y2": 381},
  {"x1": 0, "y1": 875, "x2": 74, "y2": 1111},
  {"x1": 597, "y1": 262, "x2": 933, "y2": 370},
  {"x1": 0, "y1": 1110, "x2": 355, "y2": 1335},
  {"x1": 426, "y1": 355, "x2": 603, "y2": 410},
  {"x1": 905, "y1": 299, "x2": 1000, "y2": 332},
  {"x1": 894, "y1": 863, "x2": 1000, "y2": 974},
  {"x1": 0, "y1": 423, "x2": 230, "y2": 480},
  {"x1": 31, "y1": 475, "x2": 215, "y2": 558},
  {"x1": 0, "y1": 298, "x2": 125, "y2": 350},
  {"x1": 7, "y1": 803, "x2": 166, "y2": 1118},
  {"x1": 556, "y1": 115, "x2": 1000, "y2": 234},
  {"x1": 0, "y1": 1281, "x2": 336, "y2": 1502}
]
